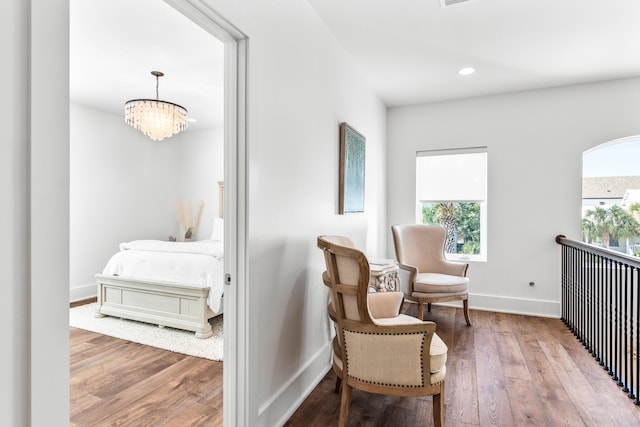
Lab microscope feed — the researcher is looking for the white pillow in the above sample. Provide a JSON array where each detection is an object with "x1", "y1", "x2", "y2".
[{"x1": 210, "y1": 217, "x2": 224, "y2": 242}]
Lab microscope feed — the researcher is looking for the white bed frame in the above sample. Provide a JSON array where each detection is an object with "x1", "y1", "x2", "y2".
[
  {"x1": 94, "y1": 182, "x2": 226, "y2": 339},
  {"x1": 94, "y1": 274, "x2": 222, "y2": 339}
]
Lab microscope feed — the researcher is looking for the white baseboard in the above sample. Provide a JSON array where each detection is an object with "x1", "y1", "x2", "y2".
[
  {"x1": 432, "y1": 292, "x2": 561, "y2": 318},
  {"x1": 70, "y1": 283, "x2": 97, "y2": 303},
  {"x1": 261, "y1": 341, "x2": 332, "y2": 426}
]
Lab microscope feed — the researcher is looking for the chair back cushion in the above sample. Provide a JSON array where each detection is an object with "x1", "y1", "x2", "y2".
[
  {"x1": 321, "y1": 236, "x2": 355, "y2": 285},
  {"x1": 392, "y1": 224, "x2": 447, "y2": 272},
  {"x1": 318, "y1": 235, "x2": 372, "y2": 323}
]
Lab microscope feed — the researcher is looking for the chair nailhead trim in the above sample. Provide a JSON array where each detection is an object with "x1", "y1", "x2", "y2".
[{"x1": 343, "y1": 330, "x2": 426, "y2": 388}]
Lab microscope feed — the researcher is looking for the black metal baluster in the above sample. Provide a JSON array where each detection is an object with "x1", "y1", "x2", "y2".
[
  {"x1": 604, "y1": 254, "x2": 608, "y2": 366},
  {"x1": 569, "y1": 249, "x2": 578, "y2": 336},
  {"x1": 561, "y1": 245, "x2": 565, "y2": 321},
  {"x1": 581, "y1": 248, "x2": 586, "y2": 342},
  {"x1": 585, "y1": 249, "x2": 590, "y2": 350},
  {"x1": 614, "y1": 261, "x2": 621, "y2": 383},
  {"x1": 598, "y1": 254, "x2": 604, "y2": 366},
  {"x1": 628, "y1": 265, "x2": 635, "y2": 399},
  {"x1": 562, "y1": 245, "x2": 568, "y2": 324},
  {"x1": 579, "y1": 248, "x2": 584, "y2": 344},
  {"x1": 570, "y1": 246, "x2": 575, "y2": 332},
  {"x1": 609, "y1": 258, "x2": 614, "y2": 376},
  {"x1": 587, "y1": 254, "x2": 596, "y2": 355},
  {"x1": 585, "y1": 249, "x2": 589, "y2": 347},
  {"x1": 596, "y1": 254, "x2": 601, "y2": 363},
  {"x1": 563, "y1": 245, "x2": 568, "y2": 325},
  {"x1": 623, "y1": 264, "x2": 629, "y2": 391},
  {"x1": 575, "y1": 247, "x2": 579, "y2": 333},
  {"x1": 635, "y1": 265, "x2": 640, "y2": 405}
]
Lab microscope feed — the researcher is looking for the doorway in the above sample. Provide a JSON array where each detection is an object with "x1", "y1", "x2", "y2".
[{"x1": 68, "y1": 0, "x2": 247, "y2": 424}]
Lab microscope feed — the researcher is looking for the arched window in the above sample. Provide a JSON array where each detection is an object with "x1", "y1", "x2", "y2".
[{"x1": 582, "y1": 136, "x2": 640, "y2": 256}]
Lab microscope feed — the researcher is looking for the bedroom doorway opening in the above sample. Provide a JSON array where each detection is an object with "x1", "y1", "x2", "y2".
[{"x1": 69, "y1": 0, "x2": 247, "y2": 424}]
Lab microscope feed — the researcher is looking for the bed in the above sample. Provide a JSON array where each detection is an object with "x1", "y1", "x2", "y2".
[{"x1": 94, "y1": 222, "x2": 225, "y2": 339}]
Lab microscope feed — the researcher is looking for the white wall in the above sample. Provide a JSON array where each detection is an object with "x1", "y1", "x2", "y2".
[
  {"x1": 1, "y1": 0, "x2": 30, "y2": 425},
  {"x1": 176, "y1": 125, "x2": 225, "y2": 240},
  {"x1": 205, "y1": 1, "x2": 387, "y2": 425},
  {"x1": 29, "y1": 0, "x2": 71, "y2": 424},
  {"x1": 70, "y1": 103, "x2": 223, "y2": 301},
  {"x1": 387, "y1": 77, "x2": 640, "y2": 317}
]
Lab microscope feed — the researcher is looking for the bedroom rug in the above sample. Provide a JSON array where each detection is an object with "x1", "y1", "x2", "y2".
[{"x1": 69, "y1": 303, "x2": 223, "y2": 361}]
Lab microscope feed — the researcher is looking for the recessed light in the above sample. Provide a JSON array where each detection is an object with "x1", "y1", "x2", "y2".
[
  {"x1": 458, "y1": 67, "x2": 476, "y2": 76},
  {"x1": 441, "y1": 0, "x2": 472, "y2": 6},
  {"x1": 188, "y1": 118, "x2": 198, "y2": 123}
]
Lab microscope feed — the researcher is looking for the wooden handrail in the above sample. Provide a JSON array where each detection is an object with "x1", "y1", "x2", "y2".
[{"x1": 555, "y1": 234, "x2": 640, "y2": 267}]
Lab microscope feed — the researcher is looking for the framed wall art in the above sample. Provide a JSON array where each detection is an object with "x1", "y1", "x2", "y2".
[{"x1": 339, "y1": 122, "x2": 366, "y2": 214}]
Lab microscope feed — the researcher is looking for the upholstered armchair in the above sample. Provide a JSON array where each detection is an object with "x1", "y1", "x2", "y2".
[
  {"x1": 318, "y1": 235, "x2": 448, "y2": 427},
  {"x1": 391, "y1": 224, "x2": 471, "y2": 325}
]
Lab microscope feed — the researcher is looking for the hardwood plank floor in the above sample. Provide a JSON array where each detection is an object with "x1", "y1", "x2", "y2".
[
  {"x1": 70, "y1": 302, "x2": 640, "y2": 426},
  {"x1": 70, "y1": 327, "x2": 223, "y2": 427},
  {"x1": 286, "y1": 303, "x2": 640, "y2": 427}
]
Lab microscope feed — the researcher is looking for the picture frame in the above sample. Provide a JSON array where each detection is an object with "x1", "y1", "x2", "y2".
[{"x1": 339, "y1": 122, "x2": 366, "y2": 214}]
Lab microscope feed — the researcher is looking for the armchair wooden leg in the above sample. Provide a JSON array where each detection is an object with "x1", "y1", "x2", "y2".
[
  {"x1": 338, "y1": 383, "x2": 352, "y2": 427},
  {"x1": 334, "y1": 375, "x2": 342, "y2": 393},
  {"x1": 433, "y1": 389, "x2": 444, "y2": 427},
  {"x1": 463, "y1": 299, "x2": 472, "y2": 326},
  {"x1": 417, "y1": 301, "x2": 424, "y2": 321},
  {"x1": 427, "y1": 303, "x2": 432, "y2": 313}
]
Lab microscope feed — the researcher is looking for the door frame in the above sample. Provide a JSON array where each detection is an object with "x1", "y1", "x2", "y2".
[
  {"x1": 28, "y1": 0, "x2": 248, "y2": 423},
  {"x1": 160, "y1": 1, "x2": 248, "y2": 425}
]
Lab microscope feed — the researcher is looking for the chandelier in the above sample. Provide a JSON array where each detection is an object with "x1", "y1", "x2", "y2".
[{"x1": 124, "y1": 71, "x2": 188, "y2": 141}]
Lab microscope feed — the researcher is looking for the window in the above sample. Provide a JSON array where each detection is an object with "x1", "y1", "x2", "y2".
[
  {"x1": 416, "y1": 147, "x2": 488, "y2": 261},
  {"x1": 582, "y1": 136, "x2": 640, "y2": 256}
]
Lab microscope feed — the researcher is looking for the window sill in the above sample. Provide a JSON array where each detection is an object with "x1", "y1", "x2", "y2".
[{"x1": 447, "y1": 254, "x2": 487, "y2": 263}]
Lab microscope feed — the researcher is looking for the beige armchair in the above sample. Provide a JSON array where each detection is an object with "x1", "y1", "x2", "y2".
[
  {"x1": 318, "y1": 235, "x2": 448, "y2": 427},
  {"x1": 391, "y1": 224, "x2": 471, "y2": 326}
]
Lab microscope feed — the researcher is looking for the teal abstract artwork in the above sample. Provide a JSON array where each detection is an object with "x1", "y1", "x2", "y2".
[{"x1": 339, "y1": 123, "x2": 365, "y2": 214}]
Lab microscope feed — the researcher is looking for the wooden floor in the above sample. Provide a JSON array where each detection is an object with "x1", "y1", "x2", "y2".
[
  {"x1": 70, "y1": 327, "x2": 223, "y2": 426},
  {"x1": 286, "y1": 304, "x2": 640, "y2": 427},
  {"x1": 70, "y1": 303, "x2": 640, "y2": 426}
]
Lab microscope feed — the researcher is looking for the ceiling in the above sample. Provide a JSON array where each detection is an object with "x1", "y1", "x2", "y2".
[
  {"x1": 71, "y1": 0, "x2": 640, "y2": 130},
  {"x1": 308, "y1": 0, "x2": 640, "y2": 107},
  {"x1": 70, "y1": 0, "x2": 224, "y2": 130}
]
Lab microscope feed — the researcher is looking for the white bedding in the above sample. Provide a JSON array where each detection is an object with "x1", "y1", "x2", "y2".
[{"x1": 102, "y1": 239, "x2": 224, "y2": 313}]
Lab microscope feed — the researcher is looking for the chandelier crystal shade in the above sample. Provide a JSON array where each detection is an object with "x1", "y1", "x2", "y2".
[{"x1": 125, "y1": 71, "x2": 188, "y2": 141}]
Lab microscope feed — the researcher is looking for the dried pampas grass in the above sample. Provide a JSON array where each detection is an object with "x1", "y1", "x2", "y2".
[{"x1": 176, "y1": 200, "x2": 204, "y2": 241}]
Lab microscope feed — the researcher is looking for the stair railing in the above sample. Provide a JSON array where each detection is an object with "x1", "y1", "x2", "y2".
[{"x1": 556, "y1": 234, "x2": 640, "y2": 405}]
